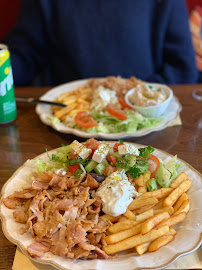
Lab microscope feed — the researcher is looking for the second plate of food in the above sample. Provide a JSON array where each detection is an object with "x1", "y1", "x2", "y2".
[{"x1": 35, "y1": 77, "x2": 182, "y2": 139}]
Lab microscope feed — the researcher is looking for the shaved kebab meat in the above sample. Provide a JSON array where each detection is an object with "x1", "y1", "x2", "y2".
[{"x1": 3, "y1": 171, "x2": 110, "y2": 260}]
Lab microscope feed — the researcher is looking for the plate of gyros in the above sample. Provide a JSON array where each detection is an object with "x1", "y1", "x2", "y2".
[
  {"x1": 0, "y1": 139, "x2": 201, "y2": 270},
  {"x1": 35, "y1": 77, "x2": 182, "y2": 139}
]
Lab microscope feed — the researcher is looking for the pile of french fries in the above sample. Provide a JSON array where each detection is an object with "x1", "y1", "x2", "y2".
[
  {"x1": 52, "y1": 87, "x2": 93, "y2": 121},
  {"x1": 100, "y1": 171, "x2": 192, "y2": 255}
]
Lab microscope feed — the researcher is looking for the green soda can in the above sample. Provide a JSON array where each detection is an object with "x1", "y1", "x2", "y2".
[{"x1": 0, "y1": 44, "x2": 17, "y2": 124}]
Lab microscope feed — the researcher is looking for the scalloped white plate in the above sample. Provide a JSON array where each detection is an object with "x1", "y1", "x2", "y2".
[
  {"x1": 0, "y1": 142, "x2": 201, "y2": 270},
  {"x1": 35, "y1": 79, "x2": 182, "y2": 139}
]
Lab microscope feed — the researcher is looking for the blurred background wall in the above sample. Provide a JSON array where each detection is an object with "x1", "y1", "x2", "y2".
[{"x1": 0, "y1": 0, "x2": 21, "y2": 41}]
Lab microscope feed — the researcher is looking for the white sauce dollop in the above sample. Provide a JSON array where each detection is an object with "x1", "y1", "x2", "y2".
[{"x1": 96, "y1": 170, "x2": 139, "y2": 217}]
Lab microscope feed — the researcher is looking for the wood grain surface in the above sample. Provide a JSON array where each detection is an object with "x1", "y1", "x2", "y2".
[{"x1": 0, "y1": 84, "x2": 201, "y2": 269}]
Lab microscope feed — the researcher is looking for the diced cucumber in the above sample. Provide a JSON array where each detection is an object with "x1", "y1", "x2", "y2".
[
  {"x1": 136, "y1": 159, "x2": 148, "y2": 174},
  {"x1": 155, "y1": 164, "x2": 171, "y2": 187},
  {"x1": 126, "y1": 154, "x2": 136, "y2": 167},
  {"x1": 101, "y1": 158, "x2": 109, "y2": 167},
  {"x1": 85, "y1": 160, "x2": 98, "y2": 172},
  {"x1": 146, "y1": 178, "x2": 158, "y2": 191},
  {"x1": 111, "y1": 152, "x2": 120, "y2": 158},
  {"x1": 94, "y1": 163, "x2": 106, "y2": 175}
]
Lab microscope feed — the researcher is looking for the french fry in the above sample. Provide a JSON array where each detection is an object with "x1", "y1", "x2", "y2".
[
  {"x1": 53, "y1": 87, "x2": 94, "y2": 120},
  {"x1": 139, "y1": 188, "x2": 173, "y2": 200},
  {"x1": 153, "y1": 199, "x2": 164, "y2": 210},
  {"x1": 138, "y1": 186, "x2": 147, "y2": 193},
  {"x1": 174, "y1": 200, "x2": 190, "y2": 215},
  {"x1": 154, "y1": 206, "x2": 174, "y2": 215},
  {"x1": 163, "y1": 180, "x2": 192, "y2": 207},
  {"x1": 136, "y1": 209, "x2": 153, "y2": 222},
  {"x1": 141, "y1": 212, "x2": 170, "y2": 234},
  {"x1": 54, "y1": 103, "x2": 77, "y2": 118},
  {"x1": 68, "y1": 109, "x2": 86, "y2": 117},
  {"x1": 167, "y1": 228, "x2": 177, "y2": 236},
  {"x1": 134, "y1": 175, "x2": 144, "y2": 186},
  {"x1": 157, "y1": 212, "x2": 187, "y2": 228},
  {"x1": 128, "y1": 197, "x2": 158, "y2": 211},
  {"x1": 105, "y1": 223, "x2": 142, "y2": 244},
  {"x1": 136, "y1": 227, "x2": 176, "y2": 255},
  {"x1": 136, "y1": 241, "x2": 151, "y2": 255},
  {"x1": 118, "y1": 216, "x2": 128, "y2": 222},
  {"x1": 143, "y1": 170, "x2": 151, "y2": 183},
  {"x1": 133, "y1": 204, "x2": 156, "y2": 214},
  {"x1": 103, "y1": 225, "x2": 169, "y2": 255},
  {"x1": 108, "y1": 219, "x2": 137, "y2": 234},
  {"x1": 62, "y1": 95, "x2": 77, "y2": 104},
  {"x1": 173, "y1": 193, "x2": 188, "y2": 212},
  {"x1": 123, "y1": 209, "x2": 136, "y2": 220},
  {"x1": 148, "y1": 235, "x2": 174, "y2": 252},
  {"x1": 170, "y1": 172, "x2": 188, "y2": 188}
]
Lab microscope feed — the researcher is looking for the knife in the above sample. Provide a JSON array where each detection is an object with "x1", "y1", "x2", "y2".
[{"x1": 15, "y1": 97, "x2": 67, "y2": 107}]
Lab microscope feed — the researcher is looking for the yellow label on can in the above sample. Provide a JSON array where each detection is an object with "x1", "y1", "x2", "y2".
[
  {"x1": 0, "y1": 50, "x2": 10, "y2": 67},
  {"x1": 4, "y1": 67, "x2": 9, "y2": 75}
]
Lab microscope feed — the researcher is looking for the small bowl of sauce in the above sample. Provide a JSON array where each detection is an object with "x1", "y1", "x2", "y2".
[{"x1": 125, "y1": 83, "x2": 173, "y2": 118}]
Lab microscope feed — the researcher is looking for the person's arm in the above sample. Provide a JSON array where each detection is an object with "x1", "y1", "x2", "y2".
[
  {"x1": 147, "y1": 0, "x2": 198, "y2": 84},
  {"x1": 3, "y1": 0, "x2": 52, "y2": 86}
]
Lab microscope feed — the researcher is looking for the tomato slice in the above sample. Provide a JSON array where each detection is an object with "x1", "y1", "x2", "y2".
[
  {"x1": 68, "y1": 152, "x2": 78, "y2": 159},
  {"x1": 75, "y1": 112, "x2": 98, "y2": 128},
  {"x1": 84, "y1": 138, "x2": 100, "y2": 157},
  {"x1": 108, "y1": 155, "x2": 117, "y2": 165},
  {"x1": 68, "y1": 164, "x2": 80, "y2": 174},
  {"x1": 106, "y1": 104, "x2": 127, "y2": 120},
  {"x1": 118, "y1": 97, "x2": 133, "y2": 110},
  {"x1": 113, "y1": 142, "x2": 122, "y2": 152},
  {"x1": 85, "y1": 138, "x2": 100, "y2": 150},
  {"x1": 148, "y1": 155, "x2": 160, "y2": 178}
]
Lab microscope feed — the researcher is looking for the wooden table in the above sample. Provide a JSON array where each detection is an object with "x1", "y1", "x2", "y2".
[{"x1": 0, "y1": 84, "x2": 201, "y2": 269}]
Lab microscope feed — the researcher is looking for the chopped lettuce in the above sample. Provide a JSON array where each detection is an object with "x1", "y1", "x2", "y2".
[
  {"x1": 36, "y1": 158, "x2": 66, "y2": 174},
  {"x1": 36, "y1": 158, "x2": 48, "y2": 174},
  {"x1": 165, "y1": 155, "x2": 183, "y2": 181},
  {"x1": 155, "y1": 155, "x2": 183, "y2": 187},
  {"x1": 47, "y1": 116, "x2": 60, "y2": 126},
  {"x1": 36, "y1": 145, "x2": 74, "y2": 174},
  {"x1": 87, "y1": 110, "x2": 162, "y2": 134}
]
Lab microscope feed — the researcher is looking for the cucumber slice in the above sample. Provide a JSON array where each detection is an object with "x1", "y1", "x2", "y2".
[
  {"x1": 155, "y1": 164, "x2": 171, "y2": 187},
  {"x1": 85, "y1": 160, "x2": 98, "y2": 173},
  {"x1": 126, "y1": 154, "x2": 136, "y2": 167},
  {"x1": 136, "y1": 159, "x2": 148, "y2": 174},
  {"x1": 94, "y1": 163, "x2": 105, "y2": 175},
  {"x1": 101, "y1": 158, "x2": 109, "y2": 167},
  {"x1": 111, "y1": 152, "x2": 120, "y2": 158},
  {"x1": 146, "y1": 178, "x2": 158, "y2": 191}
]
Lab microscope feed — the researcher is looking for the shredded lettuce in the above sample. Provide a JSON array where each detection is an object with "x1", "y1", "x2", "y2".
[
  {"x1": 155, "y1": 155, "x2": 183, "y2": 186},
  {"x1": 36, "y1": 158, "x2": 66, "y2": 174},
  {"x1": 165, "y1": 155, "x2": 183, "y2": 181},
  {"x1": 50, "y1": 105, "x2": 162, "y2": 134},
  {"x1": 36, "y1": 145, "x2": 74, "y2": 173},
  {"x1": 87, "y1": 110, "x2": 162, "y2": 133},
  {"x1": 36, "y1": 158, "x2": 48, "y2": 174},
  {"x1": 47, "y1": 116, "x2": 60, "y2": 126}
]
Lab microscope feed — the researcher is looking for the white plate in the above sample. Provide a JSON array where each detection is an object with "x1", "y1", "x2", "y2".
[
  {"x1": 35, "y1": 79, "x2": 182, "y2": 139},
  {"x1": 0, "y1": 142, "x2": 201, "y2": 270}
]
